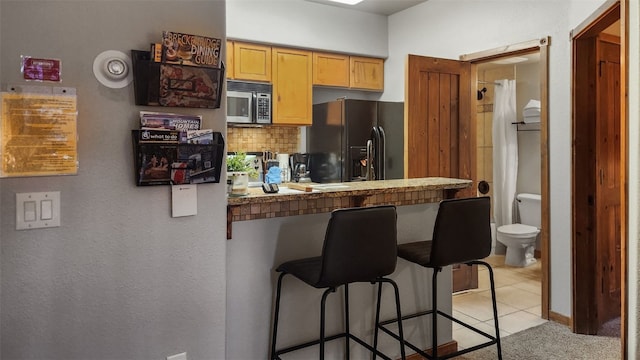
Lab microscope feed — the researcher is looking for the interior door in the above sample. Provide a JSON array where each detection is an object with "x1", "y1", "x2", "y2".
[
  {"x1": 595, "y1": 34, "x2": 621, "y2": 329},
  {"x1": 405, "y1": 55, "x2": 476, "y2": 292}
]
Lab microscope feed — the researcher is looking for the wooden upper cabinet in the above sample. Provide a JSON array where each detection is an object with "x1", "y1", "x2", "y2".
[
  {"x1": 313, "y1": 52, "x2": 350, "y2": 87},
  {"x1": 226, "y1": 40, "x2": 234, "y2": 79},
  {"x1": 233, "y1": 42, "x2": 272, "y2": 82},
  {"x1": 272, "y1": 47, "x2": 312, "y2": 126},
  {"x1": 350, "y1": 56, "x2": 384, "y2": 91}
]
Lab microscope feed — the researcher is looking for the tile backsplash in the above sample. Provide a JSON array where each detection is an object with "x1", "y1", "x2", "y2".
[{"x1": 226, "y1": 126, "x2": 301, "y2": 154}]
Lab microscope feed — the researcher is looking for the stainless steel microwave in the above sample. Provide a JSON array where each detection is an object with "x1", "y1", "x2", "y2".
[{"x1": 227, "y1": 80, "x2": 272, "y2": 125}]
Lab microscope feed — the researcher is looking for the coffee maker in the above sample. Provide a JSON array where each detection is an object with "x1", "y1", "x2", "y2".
[{"x1": 290, "y1": 153, "x2": 310, "y2": 183}]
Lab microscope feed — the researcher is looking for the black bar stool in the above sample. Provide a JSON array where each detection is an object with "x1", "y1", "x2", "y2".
[
  {"x1": 377, "y1": 196, "x2": 502, "y2": 359},
  {"x1": 270, "y1": 205, "x2": 406, "y2": 360}
]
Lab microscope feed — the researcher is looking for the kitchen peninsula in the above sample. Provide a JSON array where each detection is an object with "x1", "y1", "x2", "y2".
[
  {"x1": 226, "y1": 177, "x2": 472, "y2": 359},
  {"x1": 227, "y1": 177, "x2": 472, "y2": 236}
]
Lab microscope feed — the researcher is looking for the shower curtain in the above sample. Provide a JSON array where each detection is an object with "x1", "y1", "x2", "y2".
[{"x1": 492, "y1": 79, "x2": 518, "y2": 228}]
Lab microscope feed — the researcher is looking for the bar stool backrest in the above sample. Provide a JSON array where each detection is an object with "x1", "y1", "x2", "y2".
[
  {"x1": 317, "y1": 205, "x2": 398, "y2": 288},
  {"x1": 429, "y1": 197, "x2": 492, "y2": 267}
]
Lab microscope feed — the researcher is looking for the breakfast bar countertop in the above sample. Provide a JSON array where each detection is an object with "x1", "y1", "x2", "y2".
[
  {"x1": 227, "y1": 177, "x2": 472, "y2": 206},
  {"x1": 226, "y1": 178, "x2": 473, "y2": 235}
]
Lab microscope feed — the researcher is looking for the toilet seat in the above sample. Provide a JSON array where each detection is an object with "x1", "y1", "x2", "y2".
[{"x1": 497, "y1": 223, "x2": 539, "y2": 239}]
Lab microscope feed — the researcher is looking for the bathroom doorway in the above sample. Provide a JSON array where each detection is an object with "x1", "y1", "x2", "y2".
[
  {"x1": 571, "y1": 0, "x2": 624, "y2": 341},
  {"x1": 460, "y1": 38, "x2": 550, "y2": 321}
]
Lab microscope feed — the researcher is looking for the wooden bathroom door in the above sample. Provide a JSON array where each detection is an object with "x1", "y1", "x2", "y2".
[
  {"x1": 405, "y1": 54, "x2": 477, "y2": 292},
  {"x1": 595, "y1": 34, "x2": 622, "y2": 328}
]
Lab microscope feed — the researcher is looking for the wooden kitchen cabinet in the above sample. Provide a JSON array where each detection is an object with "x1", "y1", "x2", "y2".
[
  {"x1": 312, "y1": 52, "x2": 350, "y2": 87},
  {"x1": 350, "y1": 56, "x2": 384, "y2": 91},
  {"x1": 232, "y1": 41, "x2": 272, "y2": 82},
  {"x1": 226, "y1": 41, "x2": 234, "y2": 79},
  {"x1": 272, "y1": 47, "x2": 312, "y2": 125}
]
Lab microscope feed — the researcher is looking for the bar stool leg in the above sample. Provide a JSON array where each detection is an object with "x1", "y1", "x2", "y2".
[
  {"x1": 432, "y1": 268, "x2": 440, "y2": 359},
  {"x1": 270, "y1": 272, "x2": 286, "y2": 360},
  {"x1": 373, "y1": 282, "x2": 383, "y2": 360},
  {"x1": 388, "y1": 279, "x2": 407, "y2": 360},
  {"x1": 374, "y1": 279, "x2": 406, "y2": 360},
  {"x1": 344, "y1": 284, "x2": 350, "y2": 360},
  {"x1": 320, "y1": 287, "x2": 335, "y2": 360},
  {"x1": 486, "y1": 264, "x2": 503, "y2": 360}
]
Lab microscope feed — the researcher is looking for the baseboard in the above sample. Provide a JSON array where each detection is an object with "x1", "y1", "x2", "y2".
[
  {"x1": 549, "y1": 311, "x2": 572, "y2": 326},
  {"x1": 403, "y1": 340, "x2": 458, "y2": 360}
]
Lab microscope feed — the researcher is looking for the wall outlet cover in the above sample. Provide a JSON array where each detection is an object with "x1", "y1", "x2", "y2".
[{"x1": 166, "y1": 352, "x2": 187, "y2": 360}]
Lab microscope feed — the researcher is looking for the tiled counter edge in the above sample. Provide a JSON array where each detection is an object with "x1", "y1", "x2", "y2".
[{"x1": 226, "y1": 177, "x2": 472, "y2": 239}]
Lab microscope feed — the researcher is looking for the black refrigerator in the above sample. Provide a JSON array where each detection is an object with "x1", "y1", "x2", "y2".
[{"x1": 307, "y1": 98, "x2": 404, "y2": 183}]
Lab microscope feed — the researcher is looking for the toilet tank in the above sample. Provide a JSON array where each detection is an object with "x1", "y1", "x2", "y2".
[{"x1": 517, "y1": 193, "x2": 541, "y2": 228}]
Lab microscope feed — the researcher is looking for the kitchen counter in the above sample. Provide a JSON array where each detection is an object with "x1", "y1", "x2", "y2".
[{"x1": 226, "y1": 177, "x2": 472, "y2": 238}]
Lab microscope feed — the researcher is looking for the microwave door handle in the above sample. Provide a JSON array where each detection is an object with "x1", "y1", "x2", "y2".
[
  {"x1": 378, "y1": 126, "x2": 386, "y2": 180},
  {"x1": 251, "y1": 92, "x2": 257, "y2": 123}
]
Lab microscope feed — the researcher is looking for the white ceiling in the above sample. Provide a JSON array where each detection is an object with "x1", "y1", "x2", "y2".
[{"x1": 305, "y1": 0, "x2": 429, "y2": 16}]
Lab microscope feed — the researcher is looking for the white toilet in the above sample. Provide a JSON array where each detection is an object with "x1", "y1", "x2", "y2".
[{"x1": 496, "y1": 193, "x2": 541, "y2": 267}]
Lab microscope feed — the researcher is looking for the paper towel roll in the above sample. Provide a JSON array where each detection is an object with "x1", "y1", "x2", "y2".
[{"x1": 277, "y1": 153, "x2": 290, "y2": 169}]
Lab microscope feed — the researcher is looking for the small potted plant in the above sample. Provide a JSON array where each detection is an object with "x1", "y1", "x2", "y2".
[{"x1": 226, "y1": 151, "x2": 257, "y2": 196}]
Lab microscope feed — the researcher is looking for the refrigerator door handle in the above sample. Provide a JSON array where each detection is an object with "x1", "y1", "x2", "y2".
[
  {"x1": 378, "y1": 126, "x2": 386, "y2": 180},
  {"x1": 366, "y1": 139, "x2": 373, "y2": 181},
  {"x1": 370, "y1": 127, "x2": 380, "y2": 180}
]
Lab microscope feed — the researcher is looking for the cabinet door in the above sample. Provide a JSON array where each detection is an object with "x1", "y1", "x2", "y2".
[
  {"x1": 272, "y1": 47, "x2": 312, "y2": 126},
  {"x1": 233, "y1": 42, "x2": 272, "y2": 82},
  {"x1": 313, "y1": 52, "x2": 349, "y2": 87},
  {"x1": 350, "y1": 56, "x2": 384, "y2": 91},
  {"x1": 226, "y1": 40, "x2": 234, "y2": 79}
]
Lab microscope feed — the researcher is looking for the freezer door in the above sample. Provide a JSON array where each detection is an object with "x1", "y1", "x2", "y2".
[
  {"x1": 308, "y1": 101, "x2": 345, "y2": 183},
  {"x1": 344, "y1": 100, "x2": 377, "y2": 181}
]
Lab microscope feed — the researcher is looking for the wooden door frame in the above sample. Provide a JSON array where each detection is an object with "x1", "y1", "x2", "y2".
[
  {"x1": 460, "y1": 37, "x2": 551, "y2": 321},
  {"x1": 571, "y1": 0, "x2": 626, "y2": 350}
]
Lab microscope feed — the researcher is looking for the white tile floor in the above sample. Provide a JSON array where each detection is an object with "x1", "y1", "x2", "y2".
[{"x1": 452, "y1": 255, "x2": 547, "y2": 350}]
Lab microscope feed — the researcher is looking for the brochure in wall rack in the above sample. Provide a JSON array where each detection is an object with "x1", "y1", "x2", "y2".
[
  {"x1": 0, "y1": 91, "x2": 78, "y2": 177},
  {"x1": 158, "y1": 64, "x2": 222, "y2": 108},
  {"x1": 140, "y1": 111, "x2": 202, "y2": 131},
  {"x1": 161, "y1": 31, "x2": 221, "y2": 68},
  {"x1": 132, "y1": 129, "x2": 225, "y2": 186}
]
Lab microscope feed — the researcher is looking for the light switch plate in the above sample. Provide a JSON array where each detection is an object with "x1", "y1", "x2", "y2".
[{"x1": 16, "y1": 191, "x2": 61, "y2": 230}]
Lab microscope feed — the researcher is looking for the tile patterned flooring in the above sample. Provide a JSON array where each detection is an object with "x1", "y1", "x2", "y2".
[{"x1": 452, "y1": 255, "x2": 547, "y2": 350}]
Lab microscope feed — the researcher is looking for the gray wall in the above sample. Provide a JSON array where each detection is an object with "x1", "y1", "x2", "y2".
[{"x1": 0, "y1": 1, "x2": 227, "y2": 359}]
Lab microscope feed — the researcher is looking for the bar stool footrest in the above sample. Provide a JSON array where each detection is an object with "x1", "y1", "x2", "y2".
[
  {"x1": 377, "y1": 310, "x2": 499, "y2": 360},
  {"x1": 272, "y1": 332, "x2": 394, "y2": 360}
]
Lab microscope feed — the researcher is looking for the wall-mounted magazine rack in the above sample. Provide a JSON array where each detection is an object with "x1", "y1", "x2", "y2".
[
  {"x1": 131, "y1": 50, "x2": 224, "y2": 109},
  {"x1": 132, "y1": 130, "x2": 225, "y2": 186}
]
